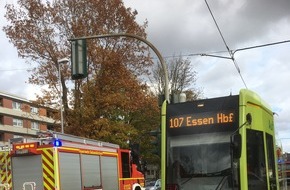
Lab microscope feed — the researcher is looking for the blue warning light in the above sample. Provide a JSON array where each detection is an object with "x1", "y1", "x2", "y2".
[{"x1": 53, "y1": 139, "x2": 62, "y2": 147}]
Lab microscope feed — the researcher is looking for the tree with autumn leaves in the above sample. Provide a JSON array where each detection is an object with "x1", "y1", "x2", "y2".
[
  {"x1": 4, "y1": 0, "x2": 157, "y2": 150},
  {"x1": 3, "y1": 0, "x2": 201, "y2": 164}
]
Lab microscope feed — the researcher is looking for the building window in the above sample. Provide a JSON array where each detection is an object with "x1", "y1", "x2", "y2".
[
  {"x1": 31, "y1": 121, "x2": 39, "y2": 130},
  {"x1": 12, "y1": 102, "x2": 21, "y2": 110},
  {"x1": 147, "y1": 170, "x2": 155, "y2": 176},
  {"x1": 0, "y1": 98, "x2": 3, "y2": 107},
  {"x1": 31, "y1": 107, "x2": 39, "y2": 114},
  {"x1": 0, "y1": 133, "x2": 4, "y2": 141},
  {"x1": 13, "y1": 118, "x2": 23, "y2": 127},
  {"x1": 13, "y1": 135, "x2": 23, "y2": 138},
  {"x1": 0, "y1": 115, "x2": 3, "y2": 125}
]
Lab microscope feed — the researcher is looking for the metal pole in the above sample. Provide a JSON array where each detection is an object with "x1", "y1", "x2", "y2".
[
  {"x1": 69, "y1": 34, "x2": 169, "y2": 190},
  {"x1": 58, "y1": 62, "x2": 64, "y2": 133},
  {"x1": 58, "y1": 58, "x2": 69, "y2": 133},
  {"x1": 69, "y1": 33, "x2": 170, "y2": 102}
]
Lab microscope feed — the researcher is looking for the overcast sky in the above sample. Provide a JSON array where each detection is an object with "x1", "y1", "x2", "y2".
[{"x1": 1, "y1": 1, "x2": 290, "y2": 150}]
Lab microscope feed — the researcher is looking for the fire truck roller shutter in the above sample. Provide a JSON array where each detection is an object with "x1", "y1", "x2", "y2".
[
  {"x1": 100, "y1": 156, "x2": 118, "y2": 190},
  {"x1": 11, "y1": 155, "x2": 44, "y2": 190},
  {"x1": 59, "y1": 152, "x2": 82, "y2": 190},
  {"x1": 81, "y1": 154, "x2": 101, "y2": 188}
]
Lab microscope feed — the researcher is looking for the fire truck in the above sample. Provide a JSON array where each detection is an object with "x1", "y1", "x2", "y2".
[{"x1": 0, "y1": 131, "x2": 145, "y2": 190}]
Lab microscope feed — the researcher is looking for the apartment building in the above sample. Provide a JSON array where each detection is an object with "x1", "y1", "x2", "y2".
[{"x1": 0, "y1": 91, "x2": 57, "y2": 145}]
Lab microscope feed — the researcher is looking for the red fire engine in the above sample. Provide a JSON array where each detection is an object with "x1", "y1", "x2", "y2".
[{"x1": 0, "y1": 131, "x2": 145, "y2": 190}]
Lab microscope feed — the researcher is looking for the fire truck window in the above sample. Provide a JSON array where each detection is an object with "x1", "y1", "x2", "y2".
[
  {"x1": 246, "y1": 129, "x2": 267, "y2": 189},
  {"x1": 121, "y1": 152, "x2": 131, "y2": 178}
]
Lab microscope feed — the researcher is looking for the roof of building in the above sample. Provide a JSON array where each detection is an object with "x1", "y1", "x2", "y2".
[{"x1": 0, "y1": 91, "x2": 31, "y2": 103}]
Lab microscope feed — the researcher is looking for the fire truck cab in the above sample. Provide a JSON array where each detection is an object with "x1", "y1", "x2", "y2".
[{"x1": 0, "y1": 131, "x2": 145, "y2": 190}]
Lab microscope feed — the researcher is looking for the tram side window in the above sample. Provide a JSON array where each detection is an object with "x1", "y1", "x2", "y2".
[
  {"x1": 266, "y1": 133, "x2": 277, "y2": 186},
  {"x1": 246, "y1": 129, "x2": 267, "y2": 189}
]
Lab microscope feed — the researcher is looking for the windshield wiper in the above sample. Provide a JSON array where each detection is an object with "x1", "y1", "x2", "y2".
[
  {"x1": 204, "y1": 168, "x2": 231, "y2": 177},
  {"x1": 181, "y1": 168, "x2": 231, "y2": 186}
]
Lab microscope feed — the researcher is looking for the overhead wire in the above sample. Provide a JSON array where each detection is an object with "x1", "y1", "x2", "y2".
[
  {"x1": 3, "y1": 39, "x2": 290, "y2": 73},
  {"x1": 3, "y1": 38, "x2": 290, "y2": 72},
  {"x1": 204, "y1": 0, "x2": 248, "y2": 89},
  {"x1": 151, "y1": 39, "x2": 290, "y2": 60},
  {"x1": 4, "y1": 40, "x2": 290, "y2": 71},
  {"x1": 233, "y1": 39, "x2": 290, "y2": 55}
]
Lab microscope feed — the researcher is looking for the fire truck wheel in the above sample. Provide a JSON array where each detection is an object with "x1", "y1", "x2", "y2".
[
  {"x1": 132, "y1": 183, "x2": 142, "y2": 190},
  {"x1": 134, "y1": 186, "x2": 141, "y2": 190}
]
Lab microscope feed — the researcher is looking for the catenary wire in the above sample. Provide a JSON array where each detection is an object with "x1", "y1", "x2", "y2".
[
  {"x1": 204, "y1": 0, "x2": 248, "y2": 89},
  {"x1": 2, "y1": 40, "x2": 290, "y2": 72}
]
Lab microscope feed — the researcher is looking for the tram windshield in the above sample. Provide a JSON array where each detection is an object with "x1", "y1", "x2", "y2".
[{"x1": 166, "y1": 132, "x2": 233, "y2": 190}]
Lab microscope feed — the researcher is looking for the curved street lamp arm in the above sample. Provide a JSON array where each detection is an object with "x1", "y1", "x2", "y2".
[{"x1": 69, "y1": 33, "x2": 169, "y2": 102}]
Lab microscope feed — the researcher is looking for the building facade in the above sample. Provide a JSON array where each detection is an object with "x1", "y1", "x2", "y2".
[
  {"x1": 0, "y1": 91, "x2": 57, "y2": 146},
  {"x1": 145, "y1": 164, "x2": 160, "y2": 180}
]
